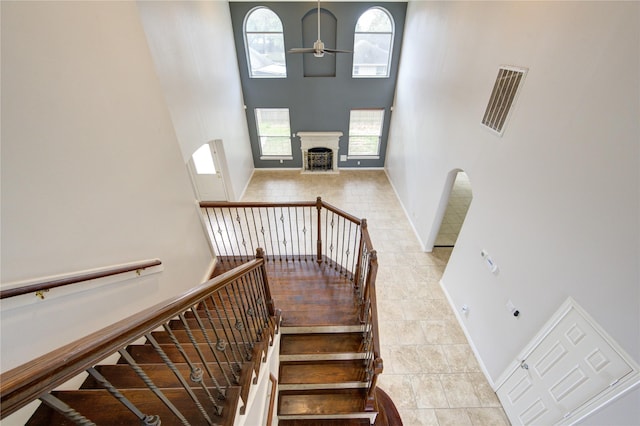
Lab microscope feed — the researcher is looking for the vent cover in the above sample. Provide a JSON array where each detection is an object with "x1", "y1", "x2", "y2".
[{"x1": 482, "y1": 66, "x2": 527, "y2": 135}]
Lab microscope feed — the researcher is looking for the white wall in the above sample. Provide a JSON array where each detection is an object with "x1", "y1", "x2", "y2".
[
  {"x1": 136, "y1": 1, "x2": 254, "y2": 201},
  {"x1": 0, "y1": 1, "x2": 213, "y2": 372},
  {"x1": 387, "y1": 1, "x2": 639, "y2": 422}
]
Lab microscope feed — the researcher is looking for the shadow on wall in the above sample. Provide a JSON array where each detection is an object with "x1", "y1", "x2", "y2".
[{"x1": 434, "y1": 171, "x2": 472, "y2": 247}]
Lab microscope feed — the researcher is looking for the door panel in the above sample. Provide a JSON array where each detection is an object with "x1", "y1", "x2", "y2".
[{"x1": 498, "y1": 303, "x2": 635, "y2": 425}]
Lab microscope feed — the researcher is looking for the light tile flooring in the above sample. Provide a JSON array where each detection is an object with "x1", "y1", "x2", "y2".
[
  {"x1": 434, "y1": 172, "x2": 473, "y2": 247},
  {"x1": 242, "y1": 170, "x2": 509, "y2": 426}
]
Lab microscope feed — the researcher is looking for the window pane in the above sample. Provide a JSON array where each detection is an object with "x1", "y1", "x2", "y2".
[
  {"x1": 348, "y1": 136, "x2": 380, "y2": 156},
  {"x1": 353, "y1": 7, "x2": 394, "y2": 78},
  {"x1": 246, "y1": 8, "x2": 283, "y2": 32},
  {"x1": 348, "y1": 109, "x2": 384, "y2": 156},
  {"x1": 247, "y1": 34, "x2": 287, "y2": 77},
  {"x1": 256, "y1": 108, "x2": 292, "y2": 156},
  {"x1": 353, "y1": 33, "x2": 392, "y2": 77},
  {"x1": 355, "y1": 8, "x2": 392, "y2": 32},
  {"x1": 244, "y1": 8, "x2": 287, "y2": 78}
]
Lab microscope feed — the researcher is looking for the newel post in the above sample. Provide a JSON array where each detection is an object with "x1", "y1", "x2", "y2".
[
  {"x1": 256, "y1": 248, "x2": 275, "y2": 315},
  {"x1": 316, "y1": 197, "x2": 323, "y2": 265},
  {"x1": 365, "y1": 357, "x2": 384, "y2": 411},
  {"x1": 354, "y1": 218, "x2": 367, "y2": 291}
]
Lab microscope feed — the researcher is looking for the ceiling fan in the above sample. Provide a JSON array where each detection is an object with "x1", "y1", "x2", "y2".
[{"x1": 288, "y1": 0, "x2": 351, "y2": 58}]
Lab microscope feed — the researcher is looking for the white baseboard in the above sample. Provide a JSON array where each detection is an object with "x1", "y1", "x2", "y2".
[
  {"x1": 440, "y1": 278, "x2": 496, "y2": 390},
  {"x1": 383, "y1": 168, "x2": 428, "y2": 252}
]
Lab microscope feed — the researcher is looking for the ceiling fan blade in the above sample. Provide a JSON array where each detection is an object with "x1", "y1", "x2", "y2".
[
  {"x1": 288, "y1": 48, "x2": 317, "y2": 54},
  {"x1": 324, "y1": 48, "x2": 352, "y2": 54}
]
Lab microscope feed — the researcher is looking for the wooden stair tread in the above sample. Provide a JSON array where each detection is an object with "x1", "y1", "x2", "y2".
[
  {"x1": 26, "y1": 387, "x2": 240, "y2": 426},
  {"x1": 82, "y1": 363, "x2": 235, "y2": 390},
  {"x1": 278, "y1": 389, "x2": 367, "y2": 416},
  {"x1": 120, "y1": 343, "x2": 251, "y2": 364},
  {"x1": 280, "y1": 360, "x2": 366, "y2": 385},
  {"x1": 281, "y1": 310, "x2": 361, "y2": 327},
  {"x1": 280, "y1": 333, "x2": 363, "y2": 355}
]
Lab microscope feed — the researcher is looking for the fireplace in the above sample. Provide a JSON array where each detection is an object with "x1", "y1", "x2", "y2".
[
  {"x1": 298, "y1": 131, "x2": 342, "y2": 174},
  {"x1": 307, "y1": 147, "x2": 333, "y2": 171}
]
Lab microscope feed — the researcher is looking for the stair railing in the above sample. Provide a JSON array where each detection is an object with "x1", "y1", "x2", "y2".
[
  {"x1": 0, "y1": 255, "x2": 275, "y2": 425},
  {"x1": 200, "y1": 198, "x2": 384, "y2": 413},
  {"x1": 200, "y1": 197, "x2": 363, "y2": 281},
  {"x1": 357, "y1": 219, "x2": 384, "y2": 412}
]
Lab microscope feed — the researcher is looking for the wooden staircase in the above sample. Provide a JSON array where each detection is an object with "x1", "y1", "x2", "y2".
[
  {"x1": 257, "y1": 258, "x2": 379, "y2": 424},
  {"x1": 278, "y1": 330, "x2": 375, "y2": 424},
  {"x1": 25, "y1": 305, "x2": 274, "y2": 425}
]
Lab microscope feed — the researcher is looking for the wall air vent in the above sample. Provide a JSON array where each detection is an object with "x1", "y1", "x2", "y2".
[{"x1": 482, "y1": 66, "x2": 527, "y2": 136}]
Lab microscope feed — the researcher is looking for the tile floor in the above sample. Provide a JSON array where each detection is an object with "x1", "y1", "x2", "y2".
[
  {"x1": 434, "y1": 172, "x2": 473, "y2": 247},
  {"x1": 242, "y1": 170, "x2": 509, "y2": 426}
]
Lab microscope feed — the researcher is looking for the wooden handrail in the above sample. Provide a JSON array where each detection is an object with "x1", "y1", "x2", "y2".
[
  {"x1": 319, "y1": 200, "x2": 362, "y2": 225},
  {"x1": 200, "y1": 201, "x2": 316, "y2": 208},
  {"x1": 0, "y1": 259, "x2": 264, "y2": 419},
  {"x1": 360, "y1": 223, "x2": 383, "y2": 411},
  {"x1": 0, "y1": 259, "x2": 162, "y2": 300},
  {"x1": 199, "y1": 199, "x2": 361, "y2": 225}
]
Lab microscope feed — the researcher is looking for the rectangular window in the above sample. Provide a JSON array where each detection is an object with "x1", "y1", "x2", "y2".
[
  {"x1": 348, "y1": 109, "x2": 384, "y2": 157},
  {"x1": 255, "y1": 108, "x2": 292, "y2": 158}
]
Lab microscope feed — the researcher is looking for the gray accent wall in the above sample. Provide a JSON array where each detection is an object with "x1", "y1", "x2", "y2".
[{"x1": 229, "y1": 2, "x2": 407, "y2": 169}]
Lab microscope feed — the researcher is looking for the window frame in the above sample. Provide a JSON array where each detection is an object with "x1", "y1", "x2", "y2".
[
  {"x1": 352, "y1": 7, "x2": 395, "y2": 79},
  {"x1": 347, "y1": 108, "x2": 385, "y2": 159},
  {"x1": 243, "y1": 7, "x2": 287, "y2": 79},
  {"x1": 255, "y1": 108, "x2": 293, "y2": 160}
]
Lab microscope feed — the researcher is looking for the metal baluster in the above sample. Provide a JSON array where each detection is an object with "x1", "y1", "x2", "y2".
[
  {"x1": 227, "y1": 207, "x2": 244, "y2": 261},
  {"x1": 199, "y1": 298, "x2": 239, "y2": 379},
  {"x1": 118, "y1": 348, "x2": 191, "y2": 426},
  {"x1": 145, "y1": 333, "x2": 218, "y2": 422},
  {"x1": 204, "y1": 208, "x2": 223, "y2": 260},
  {"x1": 86, "y1": 367, "x2": 161, "y2": 425},
  {"x1": 246, "y1": 269, "x2": 268, "y2": 339},
  {"x1": 339, "y1": 217, "x2": 346, "y2": 276},
  {"x1": 208, "y1": 294, "x2": 243, "y2": 372},
  {"x1": 345, "y1": 221, "x2": 354, "y2": 280},
  {"x1": 188, "y1": 306, "x2": 236, "y2": 387},
  {"x1": 308, "y1": 206, "x2": 314, "y2": 260},
  {"x1": 177, "y1": 313, "x2": 232, "y2": 387},
  {"x1": 213, "y1": 290, "x2": 250, "y2": 362},
  {"x1": 225, "y1": 285, "x2": 254, "y2": 357},
  {"x1": 328, "y1": 211, "x2": 336, "y2": 268},
  {"x1": 162, "y1": 324, "x2": 228, "y2": 393},
  {"x1": 249, "y1": 208, "x2": 262, "y2": 258},
  {"x1": 212, "y1": 208, "x2": 234, "y2": 260},
  {"x1": 39, "y1": 393, "x2": 96, "y2": 425},
  {"x1": 273, "y1": 207, "x2": 282, "y2": 261},
  {"x1": 239, "y1": 274, "x2": 261, "y2": 342},
  {"x1": 294, "y1": 207, "x2": 301, "y2": 261},
  {"x1": 287, "y1": 207, "x2": 294, "y2": 260},
  {"x1": 242, "y1": 208, "x2": 256, "y2": 258},
  {"x1": 264, "y1": 208, "x2": 276, "y2": 261},
  {"x1": 251, "y1": 268, "x2": 270, "y2": 329}
]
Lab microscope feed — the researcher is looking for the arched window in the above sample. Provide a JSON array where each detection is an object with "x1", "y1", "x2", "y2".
[
  {"x1": 244, "y1": 7, "x2": 287, "y2": 78},
  {"x1": 352, "y1": 7, "x2": 394, "y2": 78}
]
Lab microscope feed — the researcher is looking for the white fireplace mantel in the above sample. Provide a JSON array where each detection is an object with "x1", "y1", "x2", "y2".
[{"x1": 297, "y1": 132, "x2": 342, "y2": 173}]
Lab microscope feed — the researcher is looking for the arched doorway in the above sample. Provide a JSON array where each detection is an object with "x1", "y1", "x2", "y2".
[{"x1": 428, "y1": 169, "x2": 473, "y2": 249}]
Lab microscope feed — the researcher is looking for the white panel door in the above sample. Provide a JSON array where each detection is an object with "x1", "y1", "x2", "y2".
[
  {"x1": 188, "y1": 142, "x2": 227, "y2": 201},
  {"x1": 498, "y1": 303, "x2": 635, "y2": 425}
]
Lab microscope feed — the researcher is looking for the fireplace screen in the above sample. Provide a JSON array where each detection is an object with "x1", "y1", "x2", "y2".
[{"x1": 305, "y1": 147, "x2": 333, "y2": 171}]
